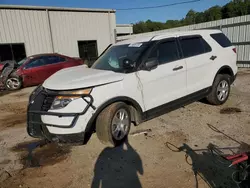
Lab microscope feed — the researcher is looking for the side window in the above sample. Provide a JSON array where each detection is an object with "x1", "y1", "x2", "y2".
[
  {"x1": 58, "y1": 56, "x2": 66, "y2": 62},
  {"x1": 46, "y1": 56, "x2": 64, "y2": 64},
  {"x1": 202, "y1": 38, "x2": 212, "y2": 53},
  {"x1": 180, "y1": 36, "x2": 211, "y2": 58},
  {"x1": 24, "y1": 57, "x2": 47, "y2": 69},
  {"x1": 148, "y1": 39, "x2": 180, "y2": 64},
  {"x1": 210, "y1": 33, "x2": 232, "y2": 48}
]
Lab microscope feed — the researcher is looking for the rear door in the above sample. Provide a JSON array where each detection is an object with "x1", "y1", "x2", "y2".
[
  {"x1": 138, "y1": 37, "x2": 187, "y2": 111},
  {"x1": 178, "y1": 35, "x2": 213, "y2": 95},
  {"x1": 210, "y1": 33, "x2": 237, "y2": 74},
  {"x1": 44, "y1": 56, "x2": 67, "y2": 76}
]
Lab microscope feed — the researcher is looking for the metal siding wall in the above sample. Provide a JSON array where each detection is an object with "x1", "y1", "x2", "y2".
[
  {"x1": 49, "y1": 11, "x2": 114, "y2": 57},
  {"x1": 116, "y1": 26, "x2": 133, "y2": 34},
  {"x1": 0, "y1": 9, "x2": 116, "y2": 58},
  {"x1": 117, "y1": 14, "x2": 250, "y2": 67},
  {"x1": 110, "y1": 13, "x2": 117, "y2": 43},
  {"x1": 0, "y1": 9, "x2": 52, "y2": 56}
]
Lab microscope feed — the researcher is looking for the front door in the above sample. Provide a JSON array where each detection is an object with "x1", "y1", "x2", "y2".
[
  {"x1": 138, "y1": 37, "x2": 187, "y2": 111},
  {"x1": 23, "y1": 56, "x2": 51, "y2": 86}
]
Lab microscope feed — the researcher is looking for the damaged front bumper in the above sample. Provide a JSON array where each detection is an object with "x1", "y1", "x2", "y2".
[{"x1": 27, "y1": 85, "x2": 95, "y2": 143}]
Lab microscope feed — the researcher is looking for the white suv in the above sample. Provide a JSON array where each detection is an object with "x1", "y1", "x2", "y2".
[{"x1": 27, "y1": 30, "x2": 237, "y2": 146}]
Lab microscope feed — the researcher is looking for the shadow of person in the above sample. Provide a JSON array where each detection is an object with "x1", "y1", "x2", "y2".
[{"x1": 91, "y1": 139, "x2": 143, "y2": 188}]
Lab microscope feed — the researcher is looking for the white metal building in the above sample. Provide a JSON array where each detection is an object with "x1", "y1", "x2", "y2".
[
  {"x1": 0, "y1": 5, "x2": 116, "y2": 63},
  {"x1": 116, "y1": 24, "x2": 133, "y2": 36}
]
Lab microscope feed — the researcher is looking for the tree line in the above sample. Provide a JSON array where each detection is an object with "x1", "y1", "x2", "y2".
[{"x1": 133, "y1": 0, "x2": 250, "y2": 34}]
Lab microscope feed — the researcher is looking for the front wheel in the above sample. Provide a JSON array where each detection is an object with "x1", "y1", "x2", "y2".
[
  {"x1": 5, "y1": 75, "x2": 22, "y2": 90},
  {"x1": 207, "y1": 74, "x2": 231, "y2": 105},
  {"x1": 96, "y1": 102, "x2": 131, "y2": 147}
]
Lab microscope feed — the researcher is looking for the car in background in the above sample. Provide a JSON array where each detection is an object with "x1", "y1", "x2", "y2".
[
  {"x1": 0, "y1": 62, "x2": 4, "y2": 72},
  {"x1": 4, "y1": 53, "x2": 84, "y2": 90},
  {"x1": 0, "y1": 61, "x2": 11, "y2": 72}
]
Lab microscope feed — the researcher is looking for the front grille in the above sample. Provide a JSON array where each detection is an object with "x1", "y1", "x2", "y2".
[
  {"x1": 42, "y1": 95, "x2": 55, "y2": 111},
  {"x1": 27, "y1": 87, "x2": 57, "y2": 138},
  {"x1": 29, "y1": 85, "x2": 43, "y2": 102}
]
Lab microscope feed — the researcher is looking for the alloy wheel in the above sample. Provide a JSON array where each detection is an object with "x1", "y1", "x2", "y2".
[
  {"x1": 217, "y1": 80, "x2": 229, "y2": 101},
  {"x1": 111, "y1": 109, "x2": 130, "y2": 140}
]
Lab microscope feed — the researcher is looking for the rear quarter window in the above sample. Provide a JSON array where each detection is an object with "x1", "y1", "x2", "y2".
[
  {"x1": 179, "y1": 36, "x2": 212, "y2": 58},
  {"x1": 210, "y1": 33, "x2": 232, "y2": 48}
]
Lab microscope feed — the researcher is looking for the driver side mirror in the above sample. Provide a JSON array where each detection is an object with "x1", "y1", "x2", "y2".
[{"x1": 144, "y1": 58, "x2": 159, "y2": 71}]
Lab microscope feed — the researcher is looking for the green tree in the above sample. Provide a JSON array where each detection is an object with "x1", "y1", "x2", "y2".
[
  {"x1": 248, "y1": 2, "x2": 250, "y2": 14},
  {"x1": 133, "y1": 21, "x2": 150, "y2": 34},
  {"x1": 145, "y1": 20, "x2": 165, "y2": 31},
  {"x1": 222, "y1": 2, "x2": 240, "y2": 18},
  {"x1": 165, "y1": 20, "x2": 182, "y2": 28},
  {"x1": 195, "y1": 12, "x2": 206, "y2": 23},
  {"x1": 132, "y1": 0, "x2": 250, "y2": 34},
  {"x1": 185, "y1": 9, "x2": 197, "y2": 24},
  {"x1": 204, "y1": 6, "x2": 222, "y2": 21}
]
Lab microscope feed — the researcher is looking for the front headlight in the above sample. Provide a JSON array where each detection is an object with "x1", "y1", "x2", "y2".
[{"x1": 50, "y1": 88, "x2": 92, "y2": 110}]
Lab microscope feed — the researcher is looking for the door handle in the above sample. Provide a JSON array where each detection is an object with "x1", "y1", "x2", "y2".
[
  {"x1": 173, "y1": 66, "x2": 183, "y2": 71},
  {"x1": 210, "y1": 55, "x2": 217, "y2": 61}
]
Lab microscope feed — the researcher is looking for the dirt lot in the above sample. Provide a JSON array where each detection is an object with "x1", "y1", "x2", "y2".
[{"x1": 0, "y1": 70, "x2": 250, "y2": 188}]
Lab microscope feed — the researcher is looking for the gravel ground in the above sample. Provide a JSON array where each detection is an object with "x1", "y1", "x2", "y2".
[{"x1": 0, "y1": 69, "x2": 249, "y2": 188}]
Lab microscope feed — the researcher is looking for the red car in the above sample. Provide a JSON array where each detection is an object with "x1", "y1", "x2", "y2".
[{"x1": 3, "y1": 53, "x2": 84, "y2": 90}]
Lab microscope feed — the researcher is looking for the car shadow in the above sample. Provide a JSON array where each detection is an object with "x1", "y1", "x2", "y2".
[{"x1": 91, "y1": 139, "x2": 143, "y2": 188}]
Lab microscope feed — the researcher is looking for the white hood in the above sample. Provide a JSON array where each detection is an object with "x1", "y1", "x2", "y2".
[{"x1": 43, "y1": 66, "x2": 124, "y2": 90}]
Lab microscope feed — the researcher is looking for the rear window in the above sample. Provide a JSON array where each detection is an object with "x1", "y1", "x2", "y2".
[
  {"x1": 180, "y1": 36, "x2": 212, "y2": 58},
  {"x1": 47, "y1": 56, "x2": 66, "y2": 64},
  {"x1": 210, "y1": 33, "x2": 232, "y2": 48}
]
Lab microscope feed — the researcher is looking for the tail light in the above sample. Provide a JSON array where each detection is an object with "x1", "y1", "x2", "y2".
[{"x1": 232, "y1": 48, "x2": 237, "y2": 53}]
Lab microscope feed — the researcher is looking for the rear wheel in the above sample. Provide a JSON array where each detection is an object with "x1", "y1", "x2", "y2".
[
  {"x1": 207, "y1": 74, "x2": 231, "y2": 105},
  {"x1": 5, "y1": 75, "x2": 22, "y2": 90},
  {"x1": 96, "y1": 102, "x2": 131, "y2": 147}
]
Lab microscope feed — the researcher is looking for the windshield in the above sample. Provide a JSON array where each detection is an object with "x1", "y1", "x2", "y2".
[
  {"x1": 91, "y1": 42, "x2": 151, "y2": 73},
  {"x1": 17, "y1": 58, "x2": 27, "y2": 67}
]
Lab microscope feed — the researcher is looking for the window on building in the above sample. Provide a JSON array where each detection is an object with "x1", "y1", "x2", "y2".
[
  {"x1": 148, "y1": 39, "x2": 180, "y2": 64},
  {"x1": 0, "y1": 43, "x2": 26, "y2": 62},
  {"x1": 180, "y1": 36, "x2": 211, "y2": 58},
  {"x1": 78, "y1": 40, "x2": 98, "y2": 67},
  {"x1": 210, "y1": 33, "x2": 232, "y2": 48}
]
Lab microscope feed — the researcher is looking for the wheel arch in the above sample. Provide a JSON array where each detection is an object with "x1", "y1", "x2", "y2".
[
  {"x1": 213, "y1": 65, "x2": 235, "y2": 84},
  {"x1": 83, "y1": 96, "x2": 144, "y2": 144}
]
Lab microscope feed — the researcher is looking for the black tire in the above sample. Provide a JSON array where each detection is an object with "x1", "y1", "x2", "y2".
[
  {"x1": 96, "y1": 102, "x2": 131, "y2": 147},
  {"x1": 5, "y1": 74, "x2": 22, "y2": 91},
  {"x1": 207, "y1": 74, "x2": 231, "y2": 105}
]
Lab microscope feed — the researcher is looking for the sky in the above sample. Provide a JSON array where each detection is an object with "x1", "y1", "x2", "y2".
[{"x1": 0, "y1": 0, "x2": 231, "y2": 24}]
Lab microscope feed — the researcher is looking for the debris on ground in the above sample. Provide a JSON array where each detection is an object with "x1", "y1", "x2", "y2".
[
  {"x1": 11, "y1": 140, "x2": 71, "y2": 168},
  {"x1": 0, "y1": 170, "x2": 12, "y2": 182},
  {"x1": 130, "y1": 129, "x2": 152, "y2": 136},
  {"x1": 220, "y1": 107, "x2": 242, "y2": 114}
]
